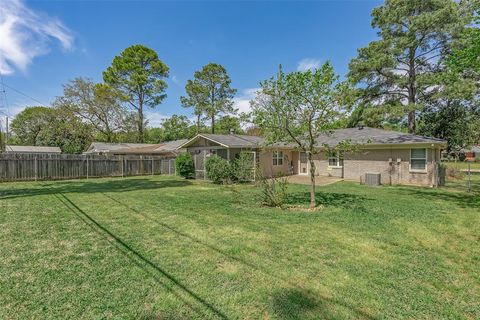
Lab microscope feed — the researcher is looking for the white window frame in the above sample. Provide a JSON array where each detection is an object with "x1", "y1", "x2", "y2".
[
  {"x1": 410, "y1": 148, "x2": 427, "y2": 172},
  {"x1": 272, "y1": 150, "x2": 284, "y2": 166},
  {"x1": 328, "y1": 154, "x2": 343, "y2": 168}
]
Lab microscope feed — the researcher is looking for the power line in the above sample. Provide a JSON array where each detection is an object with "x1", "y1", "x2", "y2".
[
  {"x1": 0, "y1": 74, "x2": 9, "y2": 116},
  {"x1": 1, "y1": 81, "x2": 49, "y2": 108}
]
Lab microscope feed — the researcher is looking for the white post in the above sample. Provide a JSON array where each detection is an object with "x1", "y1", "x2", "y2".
[
  {"x1": 86, "y1": 156, "x2": 89, "y2": 179},
  {"x1": 152, "y1": 157, "x2": 154, "y2": 176},
  {"x1": 168, "y1": 158, "x2": 171, "y2": 175}
]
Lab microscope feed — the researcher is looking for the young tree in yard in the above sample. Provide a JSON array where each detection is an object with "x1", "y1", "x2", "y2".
[
  {"x1": 252, "y1": 63, "x2": 350, "y2": 209},
  {"x1": 10, "y1": 106, "x2": 54, "y2": 145},
  {"x1": 54, "y1": 78, "x2": 131, "y2": 142},
  {"x1": 181, "y1": 63, "x2": 236, "y2": 133},
  {"x1": 103, "y1": 45, "x2": 169, "y2": 142},
  {"x1": 348, "y1": 0, "x2": 474, "y2": 134}
]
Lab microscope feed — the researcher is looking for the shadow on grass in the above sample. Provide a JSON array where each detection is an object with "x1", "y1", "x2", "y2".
[
  {"x1": 0, "y1": 177, "x2": 192, "y2": 200},
  {"x1": 271, "y1": 289, "x2": 374, "y2": 320},
  {"x1": 53, "y1": 192, "x2": 227, "y2": 319},
  {"x1": 286, "y1": 191, "x2": 369, "y2": 211},
  {"x1": 103, "y1": 194, "x2": 375, "y2": 319},
  {"x1": 395, "y1": 185, "x2": 480, "y2": 210}
]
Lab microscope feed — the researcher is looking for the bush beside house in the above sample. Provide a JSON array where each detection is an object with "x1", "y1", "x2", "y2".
[{"x1": 175, "y1": 153, "x2": 195, "y2": 179}]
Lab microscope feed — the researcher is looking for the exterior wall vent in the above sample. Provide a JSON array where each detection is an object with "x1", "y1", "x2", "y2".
[{"x1": 365, "y1": 172, "x2": 381, "y2": 186}]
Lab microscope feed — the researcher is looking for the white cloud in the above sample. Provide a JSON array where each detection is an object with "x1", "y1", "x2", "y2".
[
  {"x1": 233, "y1": 88, "x2": 259, "y2": 114},
  {"x1": 145, "y1": 111, "x2": 168, "y2": 127},
  {"x1": 0, "y1": 0, "x2": 73, "y2": 75},
  {"x1": 297, "y1": 58, "x2": 321, "y2": 72},
  {"x1": 170, "y1": 75, "x2": 180, "y2": 86}
]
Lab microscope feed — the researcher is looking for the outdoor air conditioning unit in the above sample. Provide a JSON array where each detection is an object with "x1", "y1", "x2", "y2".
[{"x1": 365, "y1": 172, "x2": 381, "y2": 186}]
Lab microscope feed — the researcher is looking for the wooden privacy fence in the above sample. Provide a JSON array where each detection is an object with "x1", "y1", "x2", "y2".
[{"x1": 0, "y1": 153, "x2": 176, "y2": 182}]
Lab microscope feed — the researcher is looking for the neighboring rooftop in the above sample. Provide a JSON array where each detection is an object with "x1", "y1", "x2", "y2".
[
  {"x1": 5, "y1": 145, "x2": 62, "y2": 154},
  {"x1": 84, "y1": 140, "x2": 188, "y2": 155}
]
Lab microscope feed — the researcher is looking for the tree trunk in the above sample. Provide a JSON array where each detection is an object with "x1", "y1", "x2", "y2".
[
  {"x1": 408, "y1": 110, "x2": 416, "y2": 134},
  {"x1": 308, "y1": 152, "x2": 316, "y2": 209},
  {"x1": 138, "y1": 102, "x2": 144, "y2": 143},
  {"x1": 407, "y1": 47, "x2": 417, "y2": 134},
  {"x1": 211, "y1": 115, "x2": 215, "y2": 134}
]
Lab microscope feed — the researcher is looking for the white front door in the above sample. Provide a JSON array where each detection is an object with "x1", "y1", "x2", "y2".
[{"x1": 299, "y1": 152, "x2": 308, "y2": 175}]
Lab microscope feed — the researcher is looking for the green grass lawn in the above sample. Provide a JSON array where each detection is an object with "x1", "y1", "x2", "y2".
[
  {"x1": 442, "y1": 161, "x2": 480, "y2": 170},
  {"x1": 1, "y1": 176, "x2": 479, "y2": 319}
]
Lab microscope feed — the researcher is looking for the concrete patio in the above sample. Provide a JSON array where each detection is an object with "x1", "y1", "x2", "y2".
[{"x1": 287, "y1": 175, "x2": 343, "y2": 186}]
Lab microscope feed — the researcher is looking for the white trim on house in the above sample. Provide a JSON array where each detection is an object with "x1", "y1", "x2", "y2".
[
  {"x1": 272, "y1": 150, "x2": 284, "y2": 166},
  {"x1": 298, "y1": 151, "x2": 309, "y2": 175},
  {"x1": 177, "y1": 134, "x2": 230, "y2": 149},
  {"x1": 409, "y1": 148, "x2": 428, "y2": 173}
]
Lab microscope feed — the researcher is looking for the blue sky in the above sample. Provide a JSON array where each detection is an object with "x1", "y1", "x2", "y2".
[{"x1": 0, "y1": 0, "x2": 382, "y2": 126}]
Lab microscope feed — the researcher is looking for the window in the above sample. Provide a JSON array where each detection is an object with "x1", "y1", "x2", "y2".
[
  {"x1": 410, "y1": 148, "x2": 427, "y2": 171},
  {"x1": 328, "y1": 154, "x2": 343, "y2": 167},
  {"x1": 273, "y1": 151, "x2": 283, "y2": 166}
]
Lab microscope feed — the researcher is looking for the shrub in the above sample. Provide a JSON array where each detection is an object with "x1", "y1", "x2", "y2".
[
  {"x1": 175, "y1": 153, "x2": 195, "y2": 179},
  {"x1": 205, "y1": 155, "x2": 234, "y2": 184},
  {"x1": 257, "y1": 172, "x2": 289, "y2": 208},
  {"x1": 233, "y1": 152, "x2": 255, "y2": 182}
]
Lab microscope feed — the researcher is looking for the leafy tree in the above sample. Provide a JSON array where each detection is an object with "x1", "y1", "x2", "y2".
[
  {"x1": 145, "y1": 115, "x2": 195, "y2": 143},
  {"x1": 418, "y1": 100, "x2": 479, "y2": 156},
  {"x1": 180, "y1": 79, "x2": 207, "y2": 132},
  {"x1": 103, "y1": 45, "x2": 169, "y2": 142},
  {"x1": 10, "y1": 106, "x2": 55, "y2": 145},
  {"x1": 181, "y1": 63, "x2": 236, "y2": 133},
  {"x1": 36, "y1": 106, "x2": 93, "y2": 154},
  {"x1": 252, "y1": 63, "x2": 350, "y2": 209},
  {"x1": 161, "y1": 115, "x2": 195, "y2": 141},
  {"x1": 447, "y1": 8, "x2": 480, "y2": 76},
  {"x1": 214, "y1": 115, "x2": 244, "y2": 134},
  {"x1": 145, "y1": 127, "x2": 164, "y2": 144},
  {"x1": 54, "y1": 78, "x2": 132, "y2": 142},
  {"x1": 348, "y1": 0, "x2": 474, "y2": 133}
]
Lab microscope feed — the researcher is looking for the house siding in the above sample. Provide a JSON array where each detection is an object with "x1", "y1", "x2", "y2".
[{"x1": 258, "y1": 149, "x2": 294, "y2": 177}]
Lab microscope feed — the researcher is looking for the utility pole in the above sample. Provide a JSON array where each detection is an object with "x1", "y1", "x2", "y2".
[{"x1": 5, "y1": 116, "x2": 8, "y2": 145}]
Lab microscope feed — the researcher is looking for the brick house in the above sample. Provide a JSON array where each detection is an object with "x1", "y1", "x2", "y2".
[{"x1": 178, "y1": 127, "x2": 447, "y2": 187}]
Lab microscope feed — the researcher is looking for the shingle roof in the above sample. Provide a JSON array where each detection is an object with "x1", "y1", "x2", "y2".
[
  {"x1": 84, "y1": 140, "x2": 188, "y2": 155},
  {"x1": 470, "y1": 146, "x2": 480, "y2": 153},
  {"x1": 313, "y1": 127, "x2": 447, "y2": 146},
  {"x1": 5, "y1": 145, "x2": 62, "y2": 153},
  {"x1": 84, "y1": 142, "x2": 157, "y2": 154},
  {"x1": 180, "y1": 127, "x2": 446, "y2": 150},
  {"x1": 153, "y1": 139, "x2": 188, "y2": 152}
]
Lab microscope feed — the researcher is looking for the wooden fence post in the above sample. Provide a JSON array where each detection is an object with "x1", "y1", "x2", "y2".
[
  {"x1": 86, "y1": 156, "x2": 89, "y2": 179},
  {"x1": 34, "y1": 157, "x2": 38, "y2": 182},
  {"x1": 121, "y1": 156, "x2": 124, "y2": 177}
]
